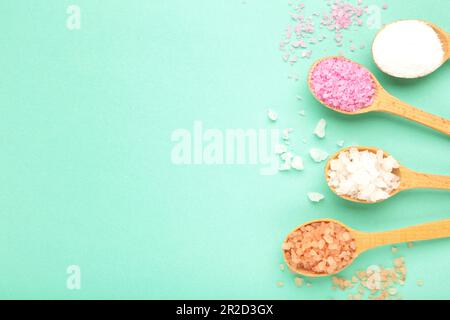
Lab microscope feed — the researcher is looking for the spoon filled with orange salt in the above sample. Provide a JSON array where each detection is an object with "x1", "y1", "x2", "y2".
[
  {"x1": 307, "y1": 56, "x2": 450, "y2": 136},
  {"x1": 282, "y1": 218, "x2": 450, "y2": 277}
]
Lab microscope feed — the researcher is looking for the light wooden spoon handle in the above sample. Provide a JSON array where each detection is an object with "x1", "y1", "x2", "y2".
[
  {"x1": 446, "y1": 32, "x2": 450, "y2": 60},
  {"x1": 375, "y1": 93, "x2": 450, "y2": 136},
  {"x1": 356, "y1": 219, "x2": 450, "y2": 252},
  {"x1": 399, "y1": 167, "x2": 450, "y2": 191}
]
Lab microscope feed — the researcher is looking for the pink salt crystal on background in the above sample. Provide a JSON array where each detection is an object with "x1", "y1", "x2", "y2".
[{"x1": 310, "y1": 57, "x2": 376, "y2": 112}]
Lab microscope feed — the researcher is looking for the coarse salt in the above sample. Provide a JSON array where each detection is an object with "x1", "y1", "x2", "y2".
[
  {"x1": 310, "y1": 57, "x2": 376, "y2": 112},
  {"x1": 314, "y1": 118, "x2": 327, "y2": 138},
  {"x1": 291, "y1": 156, "x2": 304, "y2": 171},
  {"x1": 283, "y1": 221, "x2": 357, "y2": 275},
  {"x1": 267, "y1": 109, "x2": 278, "y2": 121},
  {"x1": 307, "y1": 192, "x2": 325, "y2": 203},
  {"x1": 309, "y1": 148, "x2": 329, "y2": 162},
  {"x1": 372, "y1": 20, "x2": 445, "y2": 78},
  {"x1": 327, "y1": 148, "x2": 400, "y2": 202}
]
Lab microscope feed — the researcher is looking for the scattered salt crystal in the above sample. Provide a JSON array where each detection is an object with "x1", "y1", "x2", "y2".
[
  {"x1": 417, "y1": 279, "x2": 424, "y2": 287},
  {"x1": 294, "y1": 277, "x2": 304, "y2": 287},
  {"x1": 309, "y1": 148, "x2": 329, "y2": 162},
  {"x1": 267, "y1": 109, "x2": 278, "y2": 121},
  {"x1": 276, "y1": 281, "x2": 285, "y2": 287},
  {"x1": 337, "y1": 140, "x2": 344, "y2": 147},
  {"x1": 313, "y1": 118, "x2": 327, "y2": 138},
  {"x1": 307, "y1": 192, "x2": 325, "y2": 203},
  {"x1": 291, "y1": 156, "x2": 304, "y2": 171},
  {"x1": 298, "y1": 110, "x2": 305, "y2": 116}
]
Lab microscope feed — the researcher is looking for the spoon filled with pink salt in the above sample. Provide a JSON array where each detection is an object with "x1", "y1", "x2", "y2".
[
  {"x1": 282, "y1": 218, "x2": 450, "y2": 277},
  {"x1": 307, "y1": 56, "x2": 450, "y2": 136}
]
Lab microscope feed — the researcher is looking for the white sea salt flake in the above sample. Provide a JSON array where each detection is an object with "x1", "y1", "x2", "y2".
[
  {"x1": 298, "y1": 110, "x2": 306, "y2": 116},
  {"x1": 267, "y1": 109, "x2": 278, "y2": 121},
  {"x1": 314, "y1": 118, "x2": 327, "y2": 138},
  {"x1": 309, "y1": 148, "x2": 329, "y2": 162},
  {"x1": 291, "y1": 156, "x2": 304, "y2": 171},
  {"x1": 337, "y1": 140, "x2": 344, "y2": 147},
  {"x1": 307, "y1": 192, "x2": 325, "y2": 202}
]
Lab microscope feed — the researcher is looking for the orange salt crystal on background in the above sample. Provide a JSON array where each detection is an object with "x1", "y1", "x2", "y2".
[{"x1": 282, "y1": 221, "x2": 357, "y2": 275}]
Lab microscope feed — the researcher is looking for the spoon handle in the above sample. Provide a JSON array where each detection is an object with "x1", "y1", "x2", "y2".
[
  {"x1": 399, "y1": 167, "x2": 450, "y2": 191},
  {"x1": 358, "y1": 219, "x2": 450, "y2": 251},
  {"x1": 446, "y1": 32, "x2": 450, "y2": 60},
  {"x1": 376, "y1": 94, "x2": 450, "y2": 136}
]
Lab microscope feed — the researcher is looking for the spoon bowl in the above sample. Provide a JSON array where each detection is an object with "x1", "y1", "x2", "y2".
[
  {"x1": 324, "y1": 146, "x2": 450, "y2": 204},
  {"x1": 283, "y1": 218, "x2": 450, "y2": 277},
  {"x1": 372, "y1": 20, "x2": 450, "y2": 78},
  {"x1": 307, "y1": 56, "x2": 450, "y2": 135}
]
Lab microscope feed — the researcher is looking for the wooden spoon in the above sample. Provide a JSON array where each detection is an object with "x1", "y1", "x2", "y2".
[
  {"x1": 283, "y1": 218, "x2": 450, "y2": 277},
  {"x1": 325, "y1": 146, "x2": 450, "y2": 204},
  {"x1": 372, "y1": 20, "x2": 450, "y2": 77},
  {"x1": 307, "y1": 56, "x2": 450, "y2": 135}
]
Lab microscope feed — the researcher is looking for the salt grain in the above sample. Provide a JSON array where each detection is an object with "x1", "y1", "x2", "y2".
[
  {"x1": 294, "y1": 277, "x2": 304, "y2": 287},
  {"x1": 314, "y1": 118, "x2": 327, "y2": 138},
  {"x1": 309, "y1": 148, "x2": 329, "y2": 162},
  {"x1": 267, "y1": 109, "x2": 278, "y2": 121},
  {"x1": 291, "y1": 156, "x2": 305, "y2": 171},
  {"x1": 307, "y1": 192, "x2": 325, "y2": 203}
]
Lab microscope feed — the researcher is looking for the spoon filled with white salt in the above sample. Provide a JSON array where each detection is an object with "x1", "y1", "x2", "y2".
[
  {"x1": 325, "y1": 146, "x2": 450, "y2": 204},
  {"x1": 372, "y1": 19, "x2": 449, "y2": 78}
]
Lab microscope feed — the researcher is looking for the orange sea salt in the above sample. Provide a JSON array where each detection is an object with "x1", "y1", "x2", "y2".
[{"x1": 283, "y1": 221, "x2": 357, "y2": 275}]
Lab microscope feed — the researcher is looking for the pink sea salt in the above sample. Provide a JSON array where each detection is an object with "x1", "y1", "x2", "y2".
[
  {"x1": 283, "y1": 221, "x2": 357, "y2": 275},
  {"x1": 310, "y1": 57, "x2": 376, "y2": 112}
]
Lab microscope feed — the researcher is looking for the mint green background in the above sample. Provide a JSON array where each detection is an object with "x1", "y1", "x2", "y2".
[{"x1": 0, "y1": 0, "x2": 449, "y2": 299}]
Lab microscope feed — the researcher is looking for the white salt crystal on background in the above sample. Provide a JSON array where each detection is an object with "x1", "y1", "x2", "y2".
[
  {"x1": 314, "y1": 119, "x2": 327, "y2": 138},
  {"x1": 291, "y1": 156, "x2": 304, "y2": 171},
  {"x1": 307, "y1": 192, "x2": 325, "y2": 202},
  {"x1": 267, "y1": 109, "x2": 278, "y2": 121},
  {"x1": 372, "y1": 20, "x2": 445, "y2": 78},
  {"x1": 309, "y1": 148, "x2": 329, "y2": 162}
]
